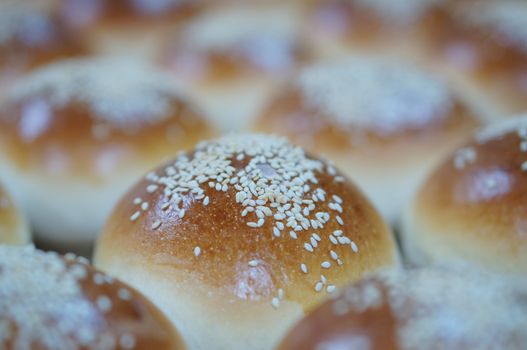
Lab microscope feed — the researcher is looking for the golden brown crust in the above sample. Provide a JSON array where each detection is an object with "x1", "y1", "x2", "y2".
[
  {"x1": 278, "y1": 267, "x2": 527, "y2": 350},
  {"x1": 406, "y1": 117, "x2": 527, "y2": 272},
  {"x1": 0, "y1": 245, "x2": 185, "y2": 350},
  {"x1": 95, "y1": 134, "x2": 398, "y2": 311},
  {"x1": 0, "y1": 58, "x2": 215, "y2": 180},
  {"x1": 0, "y1": 182, "x2": 29, "y2": 245}
]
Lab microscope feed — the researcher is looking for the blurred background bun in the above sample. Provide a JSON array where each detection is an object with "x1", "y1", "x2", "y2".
[
  {"x1": 0, "y1": 57, "x2": 215, "y2": 250},
  {"x1": 254, "y1": 57, "x2": 482, "y2": 222},
  {"x1": 278, "y1": 266, "x2": 527, "y2": 350},
  {"x1": 0, "y1": 245, "x2": 186, "y2": 350}
]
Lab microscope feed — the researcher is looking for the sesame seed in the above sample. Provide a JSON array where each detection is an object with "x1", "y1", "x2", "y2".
[
  {"x1": 203, "y1": 196, "x2": 210, "y2": 206},
  {"x1": 321, "y1": 261, "x2": 331, "y2": 269},
  {"x1": 351, "y1": 242, "x2": 359, "y2": 253},
  {"x1": 315, "y1": 282, "x2": 324, "y2": 292},
  {"x1": 93, "y1": 274, "x2": 105, "y2": 285},
  {"x1": 119, "y1": 334, "x2": 136, "y2": 350},
  {"x1": 301, "y1": 263, "x2": 308, "y2": 273},
  {"x1": 321, "y1": 275, "x2": 327, "y2": 284},
  {"x1": 336, "y1": 216, "x2": 344, "y2": 225},
  {"x1": 179, "y1": 209, "x2": 186, "y2": 219},
  {"x1": 96, "y1": 296, "x2": 112, "y2": 313},
  {"x1": 141, "y1": 202, "x2": 149, "y2": 211},
  {"x1": 133, "y1": 197, "x2": 142, "y2": 205},
  {"x1": 329, "y1": 235, "x2": 338, "y2": 245},
  {"x1": 273, "y1": 227, "x2": 281, "y2": 237},
  {"x1": 312, "y1": 233, "x2": 321, "y2": 241},
  {"x1": 130, "y1": 211, "x2": 141, "y2": 222},
  {"x1": 194, "y1": 246, "x2": 201, "y2": 257},
  {"x1": 118, "y1": 288, "x2": 132, "y2": 301},
  {"x1": 327, "y1": 285, "x2": 337, "y2": 293},
  {"x1": 332, "y1": 195, "x2": 343, "y2": 204},
  {"x1": 330, "y1": 251, "x2": 338, "y2": 260},
  {"x1": 272, "y1": 297, "x2": 280, "y2": 309},
  {"x1": 247, "y1": 222, "x2": 258, "y2": 228},
  {"x1": 304, "y1": 243, "x2": 314, "y2": 252},
  {"x1": 151, "y1": 220, "x2": 162, "y2": 230},
  {"x1": 248, "y1": 260, "x2": 259, "y2": 267},
  {"x1": 147, "y1": 184, "x2": 158, "y2": 193}
]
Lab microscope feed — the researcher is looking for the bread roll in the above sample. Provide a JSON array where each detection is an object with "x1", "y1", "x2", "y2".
[
  {"x1": 304, "y1": 0, "x2": 442, "y2": 60},
  {"x1": 0, "y1": 245, "x2": 185, "y2": 350},
  {"x1": 160, "y1": 2, "x2": 306, "y2": 130},
  {"x1": 0, "y1": 1, "x2": 86, "y2": 98},
  {"x1": 0, "y1": 181, "x2": 30, "y2": 245},
  {"x1": 278, "y1": 267, "x2": 527, "y2": 350},
  {"x1": 428, "y1": 0, "x2": 527, "y2": 117},
  {"x1": 254, "y1": 57, "x2": 482, "y2": 222},
  {"x1": 0, "y1": 57, "x2": 214, "y2": 249},
  {"x1": 95, "y1": 134, "x2": 399, "y2": 350},
  {"x1": 59, "y1": 0, "x2": 197, "y2": 59},
  {"x1": 401, "y1": 116, "x2": 527, "y2": 272}
]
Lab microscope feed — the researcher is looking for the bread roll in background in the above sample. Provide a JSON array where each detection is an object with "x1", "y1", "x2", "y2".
[
  {"x1": 58, "y1": 0, "x2": 198, "y2": 60},
  {"x1": 303, "y1": 0, "x2": 443, "y2": 60},
  {"x1": 278, "y1": 266, "x2": 527, "y2": 350},
  {"x1": 160, "y1": 2, "x2": 306, "y2": 131},
  {"x1": 95, "y1": 134, "x2": 399, "y2": 350},
  {"x1": 0, "y1": 0, "x2": 87, "y2": 99},
  {"x1": 427, "y1": 0, "x2": 527, "y2": 117},
  {"x1": 401, "y1": 116, "x2": 527, "y2": 273},
  {"x1": 254, "y1": 57, "x2": 482, "y2": 223},
  {"x1": 0, "y1": 245, "x2": 185, "y2": 350},
  {"x1": 0, "y1": 182, "x2": 30, "y2": 245},
  {"x1": 0, "y1": 57, "x2": 215, "y2": 250}
]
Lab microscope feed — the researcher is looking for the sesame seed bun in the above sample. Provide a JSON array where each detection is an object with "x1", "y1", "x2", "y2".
[
  {"x1": 304, "y1": 0, "x2": 442, "y2": 60},
  {"x1": 0, "y1": 57, "x2": 215, "y2": 248},
  {"x1": 160, "y1": 2, "x2": 306, "y2": 131},
  {"x1": 0, "y1": 182, "x2": 30, "y2": 245},
  {"x1": 427, "y1": 0, "x2": 527, "y2": 116},
  {"x1": 0, "y1": 2, "x2": 87, "y2": 98},
  {"x1": 59, "y1": 0, "x2": 197, "y2": 60},
  {"x1": 0, "y1": 245, "x2": 185, "y2": 350},
  {"x1": 253, "y1": 57, "x2": 481, "y2": 222},
  {"x1": 278, "y1": 267, "x2": 527, "y2": 350},
  {"x1": 401, "y1": 116, "x2": 527, "y2": 273},
  {"x1": 94, "y1": 134, "x2": 399, "y2": 350}
]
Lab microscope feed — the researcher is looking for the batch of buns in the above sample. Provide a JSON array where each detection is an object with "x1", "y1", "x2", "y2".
[{"x1": 0, "y1": 0, "x2": 526, "y2": 349}]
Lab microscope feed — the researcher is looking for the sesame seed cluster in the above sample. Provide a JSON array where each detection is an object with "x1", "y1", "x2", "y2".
[
  {"x1": 0, "y1": 246, "x2": 137, "y2": 350},
  {"x1": 330, "y1": 269, "x2": 527, "y2": 349},
  {"x1": 8, "y1": 58, "x2": 180, "y2": 128},
  {"x1": 129, "y1": 134, "x2": 361, "y2": 308},
  {"x1": 298, "y1": 58, "x2": 453, "y2": 135}
]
